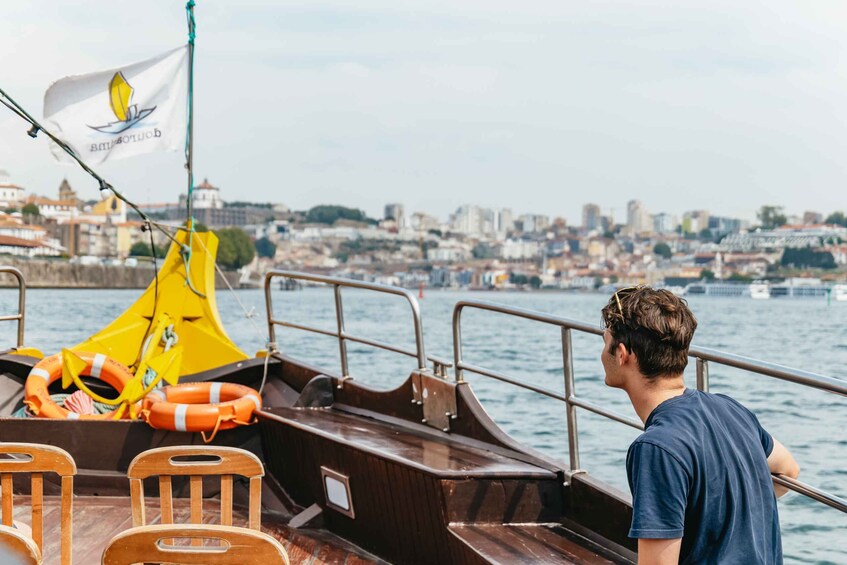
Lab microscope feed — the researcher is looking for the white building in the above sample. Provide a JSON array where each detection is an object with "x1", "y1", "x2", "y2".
[
  {"x1": 427, "y1": 242, "x2": 471, "y2": 262},
  {"x1": 653, "y1": 213, "x2": 678, "y2": 234},
  {"x1": 450, "y1": 205, "x2": 516, "y2": 237},
  {"x1": 496, "y1": 208, "x2": 514, "y2": 234},
  {"x1": 501, "y1": 239, "x2": 541, "y2": 260},
  {"x1": 192, "y1": 178, "x2": 223, "y2": 209},
  {"x1": 26, "y1": 195, "x2": 79, "y2": 222},
  {"x1": 0, "y1": 170, "x2": 26, "y2": 209},
  {"x1": 627, "y1": 200, "x2": 652, "y2": 236},
  {"x1": 451, "y1": 205, "x2": 485, "y2": 235},
  {"x1": 518, "y1": 214, "x2": 550, "y2": 234},
  {"x1": 410, "y1": 212, "x2": 441, "y2": 233},
  {"x1": 0, "y1": 214, "x2": 62, "y2": 257}
]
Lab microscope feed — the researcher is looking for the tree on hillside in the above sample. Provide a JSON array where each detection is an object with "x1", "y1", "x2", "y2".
[
  {"x1": 757, "y1": 206, "x2": 787, "y2": 229},
  {"x1": 700, "y1": 269, "x2": 716, "y2": 281},
  {"x1": 22, "y1": 203, "x2": 39, "y2": 216},
  {"x1": 825, "y1": 211, "x2": 847, "y2": 227},
  {"x1": 130, "y1": 241, "x2": 166, "y2": 257},
  {"x1": 305, "y1": 205, "x2": 375, "y2": 225},
  {"x1": 653, "y1": 242, "x2": 672, "y2": 259},
  {"x1": 255, "y1": 237, "x2": 277, "y2": 258},
  {"x1": 214, "y1": 228, "x2": 255, "y2": 269},
  {"x1": 781, "y1": 247, "x2": 836, "y2": 269}
]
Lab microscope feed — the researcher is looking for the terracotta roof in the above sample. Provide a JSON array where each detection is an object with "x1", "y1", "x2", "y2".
[
  {"x1": 194, "y1": 178, "x2": 218, "y2": 190},
  {"x1": 0, "y1": 235, "x2": 41, "y2": 248},
  {"x1": 0, "y1": 221, "x2": 45, "y2": 232},
  {"x1": 0, "y1": 184, "x2": 23, "y2": 190},
  {"x1": 26, "y1": 196, "x2": 77, "y2": 207}
]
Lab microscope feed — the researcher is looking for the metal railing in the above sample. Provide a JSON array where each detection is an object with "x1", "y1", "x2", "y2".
[
  {"x1": 452, "y1": 299, "x2": 847, "y2": 514},
  {"x1": 0, "y1": 267, "x2": 26, "y2": 348},
  {"x1": 264, "y1": 271, "x2": 450, "y2": 385}
]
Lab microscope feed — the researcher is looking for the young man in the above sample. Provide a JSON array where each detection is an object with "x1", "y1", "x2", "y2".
[{"x1": 601, "y1": 286, "x2": 799, "y2": 565}]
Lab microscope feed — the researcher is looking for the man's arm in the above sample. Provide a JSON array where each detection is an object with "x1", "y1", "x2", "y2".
[
  {"x1": 767, "y1": 438, "x2": 800, "y2": 498},
  {"x1": 638, "y1": 538, "x2": 681, "y2": 565}
]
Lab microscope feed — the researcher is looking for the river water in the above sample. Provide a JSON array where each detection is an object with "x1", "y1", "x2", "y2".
[{"x1": 3, "y1": 287, "x2": 844, "y2": 564}]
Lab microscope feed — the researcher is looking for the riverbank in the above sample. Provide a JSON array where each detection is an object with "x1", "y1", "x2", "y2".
[{"x1": 0, "y1": 258, "x2": 240, "y2": 289}]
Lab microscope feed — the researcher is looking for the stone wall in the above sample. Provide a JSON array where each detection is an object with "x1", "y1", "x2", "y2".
[{"x1": 0, "y1": 258, "x2": 240, "y2": 289}]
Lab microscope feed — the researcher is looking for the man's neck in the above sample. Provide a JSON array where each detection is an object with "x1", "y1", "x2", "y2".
[{"x1": 626, "y1": 376, "x2": 687, "y2": 425}]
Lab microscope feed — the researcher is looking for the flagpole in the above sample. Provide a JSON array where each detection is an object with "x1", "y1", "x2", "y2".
[{"x1": 185, "y1": 0, "x2": 196, "y2": 227}]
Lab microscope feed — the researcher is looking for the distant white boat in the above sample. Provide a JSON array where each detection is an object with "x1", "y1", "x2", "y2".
[
  {"x1": 750, "y1": 282, "x2": 770, "y2": 300},
  {"x1": 833, "y1": 284, "x2": 847, "y2": 302}
]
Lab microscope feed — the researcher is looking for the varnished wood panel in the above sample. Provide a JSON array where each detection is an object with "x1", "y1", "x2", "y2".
[
  {"x1": 449, "y1": 524, "x2": 633, "y2": 565},
  {"x1": 260, "y1": 407, "x2": 557, "y2": 479}
]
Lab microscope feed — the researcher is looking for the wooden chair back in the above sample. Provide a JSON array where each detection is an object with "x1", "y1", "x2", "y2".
[
  {"x1": 127, "y1": 446, "x2": 264, "y2": 531},
  {"x1": 0, "y1": 524, "x2": 40, "y2": 565},
  {"x1": 101, "y1": 524, "x2": 289, "y2": 565},
  {"x1": 0, "y1": 443, "x2": 76, "y2": 565}
]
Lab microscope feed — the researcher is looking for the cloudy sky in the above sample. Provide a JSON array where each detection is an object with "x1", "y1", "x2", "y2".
[{"x1": 1, "y1": 1, "x2": 846, "y2": 224}]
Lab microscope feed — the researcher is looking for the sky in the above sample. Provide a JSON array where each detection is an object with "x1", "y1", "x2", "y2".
[{"x1": 1, "y1": 1, "x2": 846, "y2": 225}]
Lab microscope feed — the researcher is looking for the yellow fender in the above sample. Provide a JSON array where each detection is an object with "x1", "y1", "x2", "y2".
[{"x1": 8, "y1": 347, "x2": 45, "y2": 360}]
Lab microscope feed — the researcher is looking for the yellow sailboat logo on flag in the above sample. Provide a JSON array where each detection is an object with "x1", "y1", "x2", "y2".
[
  {"x1": 88, "y1": 72, "x2": 156, "y2": 134},
  {"x1": 43, "y1": 45, "x2": 188, "y2": 165}
]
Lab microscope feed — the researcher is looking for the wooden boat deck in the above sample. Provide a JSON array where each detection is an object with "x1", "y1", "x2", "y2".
[
  {"x1": 449, "y1": 524, "x2": 628, "y2": 565},
  {"x1": 11, "y1": 495, "x2": 384, "y2": 565}
]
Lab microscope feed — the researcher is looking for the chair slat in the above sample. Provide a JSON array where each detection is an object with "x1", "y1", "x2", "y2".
[
  {"x1": 159, "y1": 476, "x2": 173, "y2": 525},
  {"x1": 220, "y1": 474, "x2": 233, "y2": 526},
  {"x1": 129, "y1": 478, "x2": 145, "y2": 528},
  {"x1": 190, "y1": 475, "x2": 203, "y2": 546},
  {"x1": 249, "y1": 476, "x2": 262, "y2": 530},
  {"x1": 60, "y1": 475, "x2": 73, "y2": 565},
  {"x1": 1, "y1": 474, "x2": 12, "y2": 527},
  {"x1": 31, "y1": 472, "x2": 43, "y2": 553}
]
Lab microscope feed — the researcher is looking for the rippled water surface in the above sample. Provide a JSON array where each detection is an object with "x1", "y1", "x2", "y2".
[{"x1": 3, "y1": 287, "x2": 845, "y2": 564}]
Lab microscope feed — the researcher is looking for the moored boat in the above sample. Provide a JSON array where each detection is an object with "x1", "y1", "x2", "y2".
[{"x1": 1, "y1": 267, "x2": 845, "y2": 563}]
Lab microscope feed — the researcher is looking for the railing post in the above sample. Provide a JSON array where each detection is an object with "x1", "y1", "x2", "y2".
[
  {"x1": 452, "y1": 304, "x2": 464, "y2": 383},
  {"x1": 263, "y1": 273, "x2": 277, "y2": 351},
  {"x1": 333, "y1": 284, "x2": 350, "y2": 387},
  {"x1": 561, "y1": 327, "x2": 581, "y2": 474},
  {"x1": 696, "y1": 358, "x2": 709, "y2": 392}
]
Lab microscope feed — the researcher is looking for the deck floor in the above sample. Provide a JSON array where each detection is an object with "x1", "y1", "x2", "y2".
[{"x1": 11, "y1": 495, "x2": 383, "y2": 565}]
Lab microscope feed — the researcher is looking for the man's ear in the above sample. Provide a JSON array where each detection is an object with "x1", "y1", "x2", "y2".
[{"x1": 616, "y1": 342, "x2": 629, "y2": 367}]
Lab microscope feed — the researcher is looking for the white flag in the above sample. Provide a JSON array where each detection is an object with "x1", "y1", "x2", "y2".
[{"x1": 43, "y1": 46, "x2": 188, "y2": 165}]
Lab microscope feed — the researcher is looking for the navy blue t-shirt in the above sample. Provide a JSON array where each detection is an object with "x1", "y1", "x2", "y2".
[{"x1": 626, "y1": 389, "x2": 781, "y2": 564}]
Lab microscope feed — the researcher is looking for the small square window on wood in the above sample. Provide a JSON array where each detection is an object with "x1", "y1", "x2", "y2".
[{"x1": 321, "y1": 466, "x2": 354, "y2": 519}]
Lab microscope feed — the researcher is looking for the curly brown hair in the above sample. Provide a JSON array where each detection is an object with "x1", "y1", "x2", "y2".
[{"x1": 601, "y1": 286, "x2": 698, "y2": 379}]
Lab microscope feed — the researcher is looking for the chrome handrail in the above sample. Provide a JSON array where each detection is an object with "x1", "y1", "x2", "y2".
[
  {"x1": 0, "y1": 267, "x2": 26, "y2": 348},
  {"x1": 264, "y1": 270, "x2": 428, "y2": 385},
  {"x1": 452, "y1": 298, "x2": 847, "y2": 514}
]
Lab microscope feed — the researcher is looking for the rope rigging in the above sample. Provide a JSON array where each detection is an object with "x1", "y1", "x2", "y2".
[{"x1": 0, "y1": 1, "x2": 273, "y2": 400}]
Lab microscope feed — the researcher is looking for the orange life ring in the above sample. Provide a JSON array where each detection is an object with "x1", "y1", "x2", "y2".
[
  {"x1": 24, "y1": 352, "x2": 133, "y2": 420},
  {"x1": 140, "y1": 382, "x2": 261, "y2": 442}
]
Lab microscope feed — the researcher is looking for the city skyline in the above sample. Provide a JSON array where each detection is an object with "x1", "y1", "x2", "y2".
[
  {"x1": 2, "y1": 2, "x2": 846, "y2": 225},
  {"x1": 2, "y1": 168, "x2": 844, "y2": 229}
]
